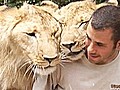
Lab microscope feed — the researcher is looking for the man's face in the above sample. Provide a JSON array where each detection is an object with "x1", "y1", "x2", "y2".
[{"x1": 85, "y1": 22, "x2": 119, "y2": 65}]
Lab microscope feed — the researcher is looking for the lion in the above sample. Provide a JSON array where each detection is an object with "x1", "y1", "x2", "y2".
[
  {"x1": 54, "y1": 0, "x2": 96, "y2": 61},
  {"x1": 0, "y1": 3, "x2": 62, "y2": 90}
]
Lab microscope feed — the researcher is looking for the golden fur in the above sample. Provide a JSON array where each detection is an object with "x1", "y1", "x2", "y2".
[
  {"x1": 0, "y1": 3, "x2": 61, "y2": 90},
  {"x1": 55, "y1": 1, "x2": 96, "y2": 61},
  {"x1": 0, "y1": 0, "x2": 118, "y2": 89},
  {"x1": 39, "y1": 1, "x2": 59, "y2": 14},
  {"x1": 0, "y1": 5, "x2": 8, "y2": 11}
]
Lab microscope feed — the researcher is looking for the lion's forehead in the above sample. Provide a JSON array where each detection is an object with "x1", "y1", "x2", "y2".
[
  {"x1": 11, "y1": 13, "x2": 60, "y2": 36},
  {"x1": 12, "y1": 21, "x2": 59, "y2": 45},
  {"x1": 57, "y1": 1, "x2": 96, "y2": 24},
  {"x1": 13, "y1": 21, "x2": 57, "y2": 34},
  {"x1": 58, "y1": 1, "x2": 95, "y2": 42}
]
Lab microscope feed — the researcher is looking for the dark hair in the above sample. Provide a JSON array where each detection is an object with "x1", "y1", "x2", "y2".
[{"x1": 91, "y1": 5, "x2": 120, "y2": 46}]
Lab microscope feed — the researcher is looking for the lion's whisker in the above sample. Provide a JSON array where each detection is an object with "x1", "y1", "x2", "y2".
[
  {"x1": 18, "y1": 60, "x2": 32, "y2": 72},
  {"x1": 32, "y1": 65, "x2": 37, "y2": 81},
  {"x1": 26, "y1": 64, "x2": 35, "y2": 81},
  {"x1": 22, "y1": 64, "x2": 33, "y2": 82},
  {"x1": 59, "y1": 63, "x2": 65, "y2": 68}
]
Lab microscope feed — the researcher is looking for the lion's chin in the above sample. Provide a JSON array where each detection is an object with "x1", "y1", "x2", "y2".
[{"x1": 34, "y1": 66, "x2": 57, "y2": 75}]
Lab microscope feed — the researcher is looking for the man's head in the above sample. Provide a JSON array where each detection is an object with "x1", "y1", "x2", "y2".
[
  {"x1": 86, "y1": 5, "x2": 120, "y2": 65},
  {"x1": 91, "y1": 5, "x2": 120, "y2": 46}
]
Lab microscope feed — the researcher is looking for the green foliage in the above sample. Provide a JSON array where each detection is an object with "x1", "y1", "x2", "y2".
[
  {"x1": 95, "y1": 0, "x2": 106, "y2": 4},
  {"x1": 0, "y1": 0, "x2": 106, "y2": 7}
]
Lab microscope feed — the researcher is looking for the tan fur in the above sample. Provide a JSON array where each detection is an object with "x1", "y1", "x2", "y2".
[
  {"x1": 0, "y1": 5, "x2": 7, "y2": 11},
  {"x1": 0, "y1": 3, "x2": 61, "y2": 90},
  {"x1": 96, "y1": 0, "x2": 118, "y2": 8},
  {"x1": 39, "y1": 1, "x2": 59, "y2": 14},
  {"x1": 55, "y1": 1, "x2": 96, "y2": 61}
]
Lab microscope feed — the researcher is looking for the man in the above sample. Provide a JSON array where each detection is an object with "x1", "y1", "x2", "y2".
[
  {"x1": 86, "y1": 5, "x2": 120, "y2": 65},
  {"x1": 33, "y1": 5, "x2": 120, "y2": 90}
]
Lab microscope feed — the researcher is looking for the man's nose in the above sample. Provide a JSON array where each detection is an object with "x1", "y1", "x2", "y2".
[{"x1": 87, "y1": 42, "x2": 96, "y2": 53}]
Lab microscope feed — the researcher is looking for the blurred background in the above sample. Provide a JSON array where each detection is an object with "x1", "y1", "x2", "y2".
[{"x1": 0, "y1": 0, "x2": 115, "y2": 8}]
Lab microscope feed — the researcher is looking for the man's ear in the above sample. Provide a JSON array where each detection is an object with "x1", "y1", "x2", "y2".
[{"x1": 116, "y1": 40, "x2": 120, "y2": 50}]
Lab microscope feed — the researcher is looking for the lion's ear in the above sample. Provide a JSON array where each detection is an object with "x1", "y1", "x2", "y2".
[
  {"x1": 107, "y1": 0, "x2": 118, "y2": 6},
  {"x1": 40, "y1": 1, "x2": 59, "y2": 13},
  {"x1": 96, "y1": 0, "x2": 118, "y2": 9},
  {"x1": 0, "y1": 7, "x2": 20, "y2": 30}
]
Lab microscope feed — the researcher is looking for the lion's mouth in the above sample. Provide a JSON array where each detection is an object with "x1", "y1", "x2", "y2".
[
  {"x1": 67, "y1": 49, "x2": 84, "y2": 56},
  {"x1": 61, "y1": 48, "x2": 85, "y2": 60},
  {"x1": 34, "y1": 65, "x2": 57, "y2": 75},
  {"x1": 37, "y1": 65, "x2": 55, "y2": 69}
]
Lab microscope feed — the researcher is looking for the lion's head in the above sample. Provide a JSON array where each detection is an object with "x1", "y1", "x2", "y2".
[
  {"x1": 0, "y1": 3, "x2": 61, "y2": 90},
  {"x1": 56, "y1": 1, "x2": 96, "y2": 61},
  {"x1": 60, "y1": 23, "x2": 87, "y2": 61}
]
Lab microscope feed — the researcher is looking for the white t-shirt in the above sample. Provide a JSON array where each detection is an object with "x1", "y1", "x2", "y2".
[{"x1": 33, "y1": 52, "x2": 120, "y2": 90}]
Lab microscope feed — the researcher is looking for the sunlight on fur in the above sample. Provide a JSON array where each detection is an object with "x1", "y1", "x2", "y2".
[{"x1": 0, "y1": 0, "x2": 118, "y2": 90}]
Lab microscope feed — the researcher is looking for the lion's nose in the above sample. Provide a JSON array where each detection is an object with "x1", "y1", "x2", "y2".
[
  {"x1": 44, "y1": 56, "x2": 57, "y2": 63},
  {"x1": 44, "y1": 57, "x2": 52, "y2": 63},
  {"x1": 62, "y1": 42, "x2": 76, "y2": 50}
]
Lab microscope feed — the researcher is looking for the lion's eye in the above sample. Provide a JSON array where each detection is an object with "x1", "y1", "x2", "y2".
[{"x1": 26, "y1": 32, "x2": 36, "y2": 37}]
